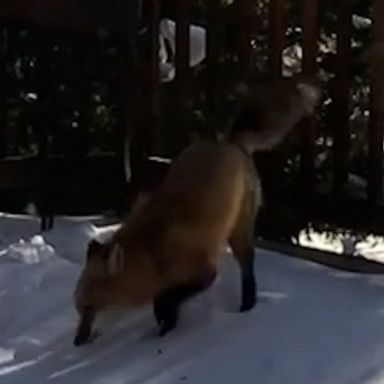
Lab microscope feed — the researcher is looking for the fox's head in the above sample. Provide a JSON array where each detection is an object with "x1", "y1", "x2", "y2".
[
  {"x1": 73, "y1": 232, "x2": 165, "y2": 346},
  {"x1": 74, "y1": 239, "x2": 126, "y2": 311},
  {"x1": 73, "y1": 238, "x2": 128, "y2": 346}
]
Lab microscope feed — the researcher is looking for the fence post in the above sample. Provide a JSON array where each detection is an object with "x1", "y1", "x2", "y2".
[
  {"x1": 368, "y1": 0, "x2": 384, "y2": 204},
  {"x1": 36, "y1": 32, "x2": 54, "y2": 231},
  {"x1": 332, "y1": 0, "x2": 352, "y2": 200},
  {"x1": 206, "y1": 0, "x2": 221, "y2": 135},
  {"x1": 299, "y1": 0, "x2": 320, "y2": 192},
  {"x1": 36, "y1": 33, "x2": 51, "y2": 160},
  {"x1": 172, "y1": 0, "x2": 193, "y2": 150},
  {"x1": 0, "y1": 25, "x2": 6, "y2": 158},
  {"x1": 268, "y1": 0, "x2": 285, "y2": 78},
  {"x1": 116, "y1": 0, "x2": 155, "y2": 189},
  {"x1": 175, "y1": 0, "x2": 192, "y2": 105},
  {"x1": 236, "y1": 0, "x2": 253, "y2": 74},
  {"x1": 206, "y1": 0, "x2": 221, "y2": 111},
  {"x1": 145, "y1": 0, "x2": 160, "y2": 154}
]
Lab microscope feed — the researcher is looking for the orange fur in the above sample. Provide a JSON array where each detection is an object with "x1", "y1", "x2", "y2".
[
  {"x1": 73, "y1": 76, "x2": 321, "y2": 345},
  {"x1": 75, "y1": 142, "x2": 251, "y2": 308}
]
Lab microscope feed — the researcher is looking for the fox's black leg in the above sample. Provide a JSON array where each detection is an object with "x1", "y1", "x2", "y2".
[
  {"x1": 238, "y1": 250, "x2": 256, "y2": 311},
  {"x1": 73, "y1": 306, "x2": 97, "y2": 346},
  {"x1": 153, "y1": 269, "x2": 216, "y2": 336},
  {"x1": 229, "y1": 213, "x2": 257, "y2": 312}
]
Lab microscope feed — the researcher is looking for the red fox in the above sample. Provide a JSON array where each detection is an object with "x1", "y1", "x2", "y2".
[{"x1": 73, "y1": 76, "x2": 321, "y2": 346}]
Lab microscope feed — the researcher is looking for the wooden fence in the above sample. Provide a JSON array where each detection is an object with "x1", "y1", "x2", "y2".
[{"x1": 0, "y1": 0, "x2": 383, "y2": 235}]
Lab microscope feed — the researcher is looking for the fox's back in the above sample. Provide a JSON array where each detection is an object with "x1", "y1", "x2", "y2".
[{"x1": 157, "y1": 141, "x2": 247, "y2": 244}]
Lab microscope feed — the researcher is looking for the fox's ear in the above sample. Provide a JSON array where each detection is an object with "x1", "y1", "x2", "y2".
[{"x1": 107, "y1": 244, "x2": 125, "y2": 276}]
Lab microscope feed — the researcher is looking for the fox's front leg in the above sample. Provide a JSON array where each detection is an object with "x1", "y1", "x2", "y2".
[
  {"x1": 153, "y1": 268, "x2": 217, "y2": 336},
  {"x1": 73, "y1": 306, "x2": 99, "y2": 346}
]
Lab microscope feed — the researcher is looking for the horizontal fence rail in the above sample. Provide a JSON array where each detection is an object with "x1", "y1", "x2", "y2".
[{"x1": 0, "y1": 0, "x2": 382, "y2": 235}]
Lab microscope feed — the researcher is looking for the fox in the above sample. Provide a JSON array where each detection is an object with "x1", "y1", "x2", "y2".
[{"x1": 73, "y1": 75, "x2": 321, "y2": 346}]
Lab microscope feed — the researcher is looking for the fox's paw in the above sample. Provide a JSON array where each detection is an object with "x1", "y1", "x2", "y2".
[
  {"x1": 240, "y1": 296, "x2": 257, "y2": 312},
  {"x1": 73, "y1": 329, "x2": 100, "y2": 347}
]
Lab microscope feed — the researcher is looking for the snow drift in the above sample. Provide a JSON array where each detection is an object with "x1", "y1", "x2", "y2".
[{"x1": 1, "y1": 215, "x2": 384, "y2": 384}]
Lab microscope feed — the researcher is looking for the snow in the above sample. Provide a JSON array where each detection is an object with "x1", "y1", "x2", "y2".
[
  {"x1": 298, "y1": 227, "x2": 384, "y2": 262},
  {"x1": 159, "y1": 18, "x2": 206, "y2": 83},
  {"x1": 2, "y1": 215, "x2": 384, "y2": 383}
]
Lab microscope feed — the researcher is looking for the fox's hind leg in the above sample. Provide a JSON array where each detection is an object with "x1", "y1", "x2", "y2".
[
  {"x1": 229, "y1": 231, "x2": 256, "y2": 312},
  {"x1": 153, "y1": 268, "x2": 217, "y2": 336},
  {"x1": 229, "y1": 197, "x2": 258, "y2": 312},
  {"x1": 229, "y1": 159, "x2": 261, "y2": 312}
]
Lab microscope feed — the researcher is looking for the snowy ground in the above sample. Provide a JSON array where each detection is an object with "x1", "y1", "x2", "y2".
[{"x1": 2, "y1": 214, "x2": 384, "y2": 384}]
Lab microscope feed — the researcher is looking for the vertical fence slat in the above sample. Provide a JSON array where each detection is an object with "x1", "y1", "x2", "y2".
[
  {"x1": 175, "y1": 0, "x2": 192, "y2": 103},
  {"x1": 299, "y1": 0, "x2": 320, "y2": 191},
  {"x1": 116, "y1": 0, "x2": 159, "y2": 189},
  {"x1": 206, "y1": 0, "x2": 221, "y2": 136},
  {"x1": 36, "y1": 33, "x2": 50, "y2": 159},
  {"x1": 368, "y1": 0, "x2": 384, "y2": 203},
  {"x1": 332, "y1": 0, "x2": 352, "y2": 199},
  {"x1": 117, "y1": 44, "x2": 140, "y2": 185},
  {"x1": 236, "y1": 0, "x2": 253, "y2": 74},
  {"x1": 145, "y1": 0, "x2": 160, "y2": 153},
  {"x1": 268, "y1": 0, "x2": 285, "y2": 78},
  {"x1": 0, "y1": 25, "x2": 6, "y2": 158},
  {"x1": 173, "y1": 0, "x2": 193, "y2": 150},
  {"x1": 36, "y1": 32, "x2": 54, "y2": 231},
  {"x1": 206, "y1": 0, "x2": 221, "y2": 112}
]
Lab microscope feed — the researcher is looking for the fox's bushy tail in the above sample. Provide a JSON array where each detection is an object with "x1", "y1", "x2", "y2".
[{"x1": 228, "y1": 76, "x2": 321, "y2": 155}]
